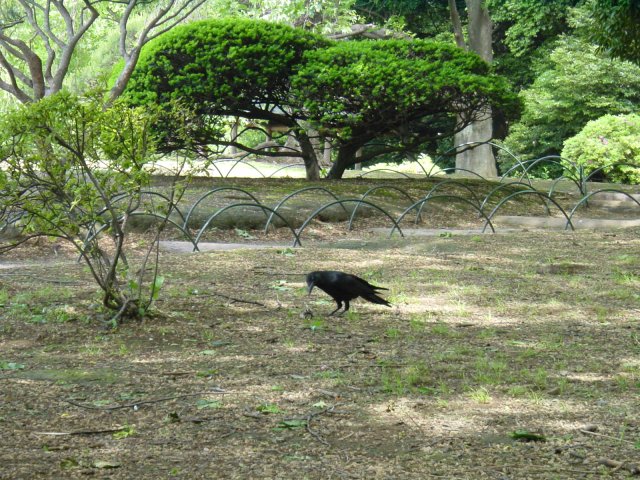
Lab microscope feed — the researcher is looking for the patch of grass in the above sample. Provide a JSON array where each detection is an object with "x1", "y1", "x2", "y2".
[
  {"x1": 474, "y1": 356, "x2": 508, "y2": 385},
  {"x1": 314, "y1": 369, "x2": 344, "y2": 381},
  {"x1": 345, "y1": 310, "x2": 360, "y2": 321},
  {"x1": 385, "y1": 328, "x2": 401, "y2": 339},
  {"x1": 430, "y1": 322, "x2": 457, "y2": 337},
  {"x1": 305, "y1": 318, "x2": 325, "y2": 331},
  {"x1": 256, "y1": 403, "x2": 282, "y2": 414},
  {"x1": 113, "y1": 424, "x2": 135, "y2": 439},
  {"x1": 196, "y1": 399, "x2": 223, "y2": 410},
  {"x1": 467, "y1": 387, "x2": 492, "y2": 404},
  {"x1": 381, "y1": 362, "x2": 431, "y2": 395}
]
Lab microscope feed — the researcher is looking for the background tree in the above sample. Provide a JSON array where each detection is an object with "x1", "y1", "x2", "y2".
[
  {"x1": 448, "y1": 0, "x2": 497, "y2": 177},
  {"x1": 0, "y1": 0, "x2": 206, "y2": 105},
  {"x1": 588, "y1": 0, "x2": 640, "y2": 64},
  {"x1": 122, "y1": 18, "x2": 331, "y2": 180},
  {"x1": 293, "y1": 38, "x2": 521, "y2": 179},
  {"x1": 499, "y1": 36, "x2": 640, "y2": 174}
]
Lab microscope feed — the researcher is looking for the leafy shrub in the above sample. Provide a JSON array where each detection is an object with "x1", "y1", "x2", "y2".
[
  {"x1": 562, "y1": 114, "x2": 640, "y2": 184},
  {"x1": 0, "y1": 92, "x2": 191, "y2": 324},
  {"x1": 124, "y1": 18, "x2": 328, "y2": 114},
  {"x1": 499, "y1": 37, "x2": 640, "y2": 175}
]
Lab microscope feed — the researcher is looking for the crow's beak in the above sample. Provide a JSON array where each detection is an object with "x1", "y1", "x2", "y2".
[{"x1": 307, "y1": 283, "x2": 314, "y2": 296}]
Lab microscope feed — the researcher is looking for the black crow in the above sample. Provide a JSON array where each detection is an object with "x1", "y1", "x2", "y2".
[{"x1": 306, "y1": 270, "x2": 391, "y2": 316}]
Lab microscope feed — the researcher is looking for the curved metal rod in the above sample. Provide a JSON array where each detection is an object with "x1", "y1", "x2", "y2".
[
  {"x1": 422, "y1": 179, "x2": 482, "y2": 209},
  {"x1": 267, "y1": 163, "x2": 306, "y2": 178},
  {"x1": 483, "y1": 190, "x2": 574, "y2": 233},
  {"x1": 210, "y1": 158, "x2": 267, "y2": 178},
  {"x1": 583, "y1": 162, "x2": 640, "y2": 184},
  {"x1": 392, "y1": 194, "x2": 496, "y2": 235},
  {"x1": 415, "y1": 180, "x2": 483, "y2": 224},
  {"x1": 480, "y1": 181, "x2": 550, "y2": 215},
  {"x1": 264, "y1": 186, "x2": 348, "y2": 233},
  {"x1": 357, "y1": 168, "x2": 412, "y2": 179},
  {"x1": 349, "y1": 185, "x2": 420, "y2": 230},
  {"x1": 437, "y1": 167, "x2": 488, "y2": 181},
  {"x1": 502, "y1": 156, "x2": 583, "y2": 193},
  {"x1": 206, "y1": 160, "x2": 225, "y2": 178},
  {"x1": 547, "y1": 175, "x2": 577, "y2": 198},
  {"x1": 425, "y1": 162, "x2": 447, "y2": 177},
  {"x1": 294, "y1": 199, "x2": 405, "y2": 247},
  {"x1": 128, "y1": 212, "x2": 199, "y2": 250},
  {"x1": 434, "y1": 141, "x2": 522, "y2": 170},
  {"x1": 80, "y1": 210, "x2": 199, "y2": 257},
  {"x1": 566, "y1": 189, "x2": 640, "y2": 230},
  {"x1": 183, "y1": 187, "x2": 265, "y2": 230},
  {"x1": 96, "y1": 190, "x2": 186, "y2": 224},
  {"x1": 138, "y1": 190, "x2": 187, "y2": 224},
  {"x1": 195, "y1": 203, "x2": 301, "y2": 249},
  {"x1": 413, "y1": 158, "x2": 430, "y2": 176}
]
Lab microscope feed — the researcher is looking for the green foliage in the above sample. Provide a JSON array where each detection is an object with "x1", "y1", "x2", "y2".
[
  {"x1": 354, "y1": 0, "x2": 453, "y2": 38},
  {"x1": 0, "y1": 91, "x2": 153, "y2": 235},
  {"x1": 588, "y1": 0, "x2": 640, "y2": 64},
  {"x1": 562, "y1": 114, "x2": 640, "y2": 183},
  {"x1": 500, "y1": 37, "x2": 640, "y2": 173},
  {"x1": 294, "y1": 39, "x2": 520, "y2": 133},
  {"x1": 293, "y1": 38, "x2": 521, "y2": 176},
  {"x1": 124, "y1": 18, "x2": 328, "y2": 114},
  {"x1": 487, "y1": 0, "x2": 581, "y2": 57},
  {"x1": 0, "y1": 91, "x2": 187, "y2": 323}
]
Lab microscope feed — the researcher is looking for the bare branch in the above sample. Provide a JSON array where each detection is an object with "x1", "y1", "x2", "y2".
[
  {"x1": 108, "y1": 0, "x2": 205, "y2": 102},
  {"x1": 0, "y1": 51, "x2": 32, "y2": 102}
]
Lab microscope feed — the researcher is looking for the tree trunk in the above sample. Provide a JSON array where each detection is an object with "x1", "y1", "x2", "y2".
[
  {"x1": 451, "y1": 0, "x2": 498, "y2": 178},
  {"x1": 295, "y1": 131, "x2": 321, "y2": 180},
  {"x1": 229, "y1": 118, "x2": 238, "y2": 155},
  {"x1": 354, "y1": 148, "x2": 363, "y2": 170},
  {"x1": 322, "y1": 140, "x2": 332, "y2": 167},
  {"x1": 326, "y1": 145, "x2": 358, "y2": 179}
]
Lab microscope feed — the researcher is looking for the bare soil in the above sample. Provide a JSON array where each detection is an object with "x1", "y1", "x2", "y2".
[{"x1": 1, "y1": 185, "x2": 640, "y2": 479}]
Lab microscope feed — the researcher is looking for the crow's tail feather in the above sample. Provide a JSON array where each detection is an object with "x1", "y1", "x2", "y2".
[{"x1": 363, "y1": 293, "x2": 391, "y2": 307}]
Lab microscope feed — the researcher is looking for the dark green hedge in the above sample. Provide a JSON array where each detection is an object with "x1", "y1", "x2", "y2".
[{"x1": 124, "y1": 18, "x2": 329, "y2": 116}]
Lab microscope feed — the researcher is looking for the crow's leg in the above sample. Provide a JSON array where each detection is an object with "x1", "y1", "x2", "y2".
[
  {"x1": 342, "y1": 300, "x2": 350, "y2": 315},
  {"x1": 328, "y1": 301, "x2": 343, "y2": 316}
]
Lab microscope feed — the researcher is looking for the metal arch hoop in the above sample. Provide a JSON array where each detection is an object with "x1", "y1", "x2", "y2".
[
  {"x1": 480, "y1": 182, "x2": 550, "y2": 215},
  {"x1": 357, "y1": 169, "x2": 412, "y2": 179},
  {"x1": 349, "y1": 185, "x2": 420, "y2": 230},
  {"x1": 264, "y1": 186, "x2": 348, "y2": 233},
  {"x1": 483, "y1": 190, "x2": 574, "y2": 233},
  {"x1": 267, "y1": 163, "x2": 306, "y2": 178},
  {"x1": 194, "y1": 203, "x2": 301, "y2": 249},
  {"x1": 210, "y1": 158, "x2": 267, "y2": 178},
  {"x1": 566, "y1": 189, "x2": 640, "y2": 230},
  {"x1": 183, "y1": 187, "x2": 265, "y2": 230},
  {"x1": 294, "y1": 199, "x2": 404, "y2": 247},
  {"x1": 393, "y1": 194, "x2": 496, "y2": 235},
  {"x1": 437, "y1": 167, "x2": 488, "y2": 181}
]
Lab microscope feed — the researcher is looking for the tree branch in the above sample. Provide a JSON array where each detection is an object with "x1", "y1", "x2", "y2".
[{"x1": 448, "y1": 0, "x2": 466, "y2": 49}]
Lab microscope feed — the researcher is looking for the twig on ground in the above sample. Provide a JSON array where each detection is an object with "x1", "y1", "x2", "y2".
[
  {"x1": 65, "y1": 389, "x2": 227, "y2": 411},
  {"x1": 33, "y1": 426, "x2": 128, "y2": 436},
  {"x1": 200, "y1": 291, "x2": 266, "y2": 307},
  {"x1": 304, "y1": 402, "x2": 344, "y2": 446},
  {"x1": 0, "y1": 273, "x2": 81, "y2": 285},
  {"x1": 579, "y1": 429, "x2": 638, "y2": 445},
  {"x1": 598, "y1": 458, "x2": 640, "y2": 475}
]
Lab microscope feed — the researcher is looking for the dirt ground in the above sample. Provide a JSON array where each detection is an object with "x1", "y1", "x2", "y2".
[{"x1": 1, "y1": 217, "x2": 640, "y2": 478}]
